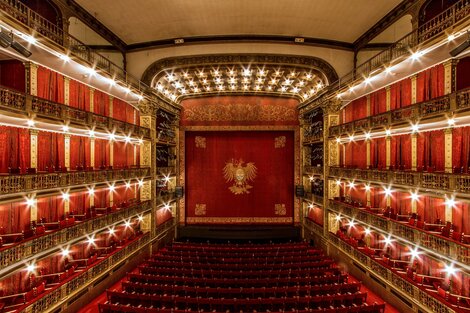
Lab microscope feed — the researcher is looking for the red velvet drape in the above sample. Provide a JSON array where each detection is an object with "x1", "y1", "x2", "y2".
[
  {"x1": 37, "y1": 196, "x2": 62, "y2": 222},
  {"x1": 0, "y1": 60, "x2": 25, "y2": 92},
  {"x1": 93, "y1": 89, "x2": 109, "y2": 116},
  {"x1": 0, "y1": 126, "x2": 30, "y2": 173},
  {"x1": 93, "y1": 188, "x2": 109, "y2": 208},
  {"x1": 457, "y1": 57, "x2": 470, "y2": 91},
  {"x1": 37, "y1": 132, "x2": 64, "y2": 171},
  {"x1": 416, "y1": 64, "x2": 445, "y2": 103},
  {"x1": 0, "y1": 201, "x2": 29, "y2": 233},
  {"x1": 390, "y1": 191, "x2": 412, "y2": 214},
  {"x1": 370, "y1": 88, "x2": 387, "y2": 115},
  {"x1": 69, "y1": 191, "x2": 88, "y2": 214},
  {"x1": 94, "y1": 138, "x2": 109, "y2": 169},
  {"x1": 113, "y1": 98, "x2": 135, "y2": 123},
  {"x1": 69, "y1": 136, "x2": 89, "y2": 170},
  {"x1": 185, "y1": 131, "x2": 294, "y2": 224},
  {"x1": 156, "y1": 207, "x2": 173, "y2": 226},
  {"x1": 453, "y1": 201, "x2": 470, "y2": 234},
  {"x1": 307, "y1": 206, "x2": 323, "y2": 226},
  {"x1": 113, "y1": 141, "x2": 134, "y2": 168},
  {"x1": 344, "y1": 140, "x2": 367, "y2": 168},
  {"x1": 453, "y1": 126, "x2": 470, "y2": 172},
  {"x1": 69, "y1": 79, "x2": 90, "y2": 111},
  {"x1": 37, "y1": 66, "x2": 64, "y2": 103},
  {"x1": 342, "y1": 96, "x2": 367, "y2": 123},
  {"x1": 390, "y1": 78, "x2": 412, "y2": 110},
  {"x1": 370, "y1": 137, "x2": 386, "y2": 169},
  {"x1": 391, "y1": 134, "x2": 411, "y2": 169},
  {"x1": 417, "y1": 196, "x2": 445, "y2": 223},
  {"x1": 370, "y1": 188, "x2": 387, "y2": 208},
  {"x1": 417, "y1": 130, "x2": 445, "y2": 171}
]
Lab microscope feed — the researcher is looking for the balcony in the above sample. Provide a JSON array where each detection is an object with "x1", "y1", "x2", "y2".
[
  {"x1": 0, "y1": 200, "x2": 152, "y2": 272},
  {"x1": 0, "y1": 0, "x2": 149, "y2": 96},
  {"x1": 329, "y1": 88, "x2": 470, "y2": 138},
  {"x1": 329, "y1": 166, "x2": 470, "y2": 194},
  {"x1": 0, "y1": 86, "x2": 151, "y2": 139},
  {"x1": 303, "y1": 165, "x2": 324, "y2": 176},
  {"x1": 23, "y1": 232, "x2": 150, "y2": 313},
  {"x1": 328, "y1": 200, "x2": 470, "y2": 264},
  {"x1": 303, "y1": 217, "x2": 324, "y2": 237},
  {"x1": 328, "y1": 232, "x2": 465, "y2": 313},
  {"x1": 0, "y1": 167, "x2": 151, "y2": 196}
]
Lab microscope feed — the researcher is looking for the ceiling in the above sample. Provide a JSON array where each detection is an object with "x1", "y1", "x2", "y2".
[{"x1": 74, "y1": 0, "x2": 402, "y2": 45}]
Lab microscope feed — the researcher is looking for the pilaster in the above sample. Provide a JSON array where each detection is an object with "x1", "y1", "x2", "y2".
[
  {"x1": 411, "y1": 133, "x2": 418, "y2": 171},
  {"x1": 385, "y1": 135, "x2": 391, "y2": 168},
  {"x1": 64, "y1": 77, "x2": 70, "y2": 105},
  {"x1": 366, "y1": 139, "x2": 371, "y2": 168},
  {"x1": 443, "y1": 59, "x2": 458, "y2": 95},
  {"x1": 30, "y1": 129, "x2": 38, "y2": 169},
  {"x1": 366, "y1": 94, "x2": 371, "y2": 117},
  {"x1": 64, "y1": 134, "x2": 71, "y2": 169},
  {"x1": 109, "y1": 96, "x2": 114, "y2": 118},
  {"x1": 444, "y1": 128, "x2": 453, "y2": 173},
  {"x1": 410, "y1": 74, "x2": 418, "y2": 104},
  {"x1": 29, "y1": 196, "x2": 37, "y2": 223},
  {"x1": 90, "y1": 138, "x2": 95, "y2": 168},
  {"x1": 25, "y1": 62, "x2": 38, "y2": 96},
  {"x1": 385, "y1": 86, "x2": 391, "y2": 111},
  {"x1": 89, "y1": 88, "x2": 95, "y2": 113},
  {"x1": 109, "y1": 141, "x2": 114, "y2": 166}
]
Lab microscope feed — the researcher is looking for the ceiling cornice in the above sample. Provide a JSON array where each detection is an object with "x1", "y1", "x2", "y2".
[
  {"x1": 126, "y1": 35, "x2": 354, "y2": 52},
  {"x1": 60, "y1": 0, "x2": 127, "y2": 53},
  {"x1": 353, "y1": 0, "x2": 416, "y2": 50}
]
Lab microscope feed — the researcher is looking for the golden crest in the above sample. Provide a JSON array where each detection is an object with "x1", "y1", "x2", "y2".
[
  {"x1": 223, "y1": 158, "x2": 257, "y2": 195},
  {"x1": 195, "y1": 204, "x2": 206, "y2": 215}
]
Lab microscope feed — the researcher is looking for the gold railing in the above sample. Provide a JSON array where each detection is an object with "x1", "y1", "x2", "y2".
[
  {"x1": 328, "y1": 88, "x2": 470, "y2": 137},
  {"x1": 303, "y1": 165, "x2": 324, "y2": 176},
  {"x1": 23, "y1": 232, "x2": 150, "y2": 313},
  {"x1": 303, "y1": 217, "x2": 324, "y2": 237},
  {"x1": 329, "y1": 166, "x2": 470, "y2": 194},
  {"x1": 329, "y1": 201, "x2": 469, "y2": 263},
  {"x1": 327, "y1": 232, "x2": 457, "y2": 313},
  {"x1": 0, "y1": 0, "x2": 150, "y2": 95},
  {"x1": 0, "y1": 86, "x2": 151, "y2": 138},
  {"x1": 308, "y1": 0, "x2": 470, "y2": 108},
  {"x1": 0, "y1": 201, "x2": 151, "y2": 271},
  {"x1": 0, "y1": 167, "x2": 150, "y2": 195},
  {"x1": 157, "y1": 166, "x2": 176, "y2": 177}
]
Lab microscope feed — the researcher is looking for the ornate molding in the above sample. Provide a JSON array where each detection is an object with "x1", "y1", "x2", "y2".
[{"x1": 186, "y1": 217, "x2": 293, "y2": 224}]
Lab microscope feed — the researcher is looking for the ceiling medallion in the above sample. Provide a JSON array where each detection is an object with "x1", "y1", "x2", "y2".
[{"x1": 143, "y1": 55, "x2": 338, "y2": 105}]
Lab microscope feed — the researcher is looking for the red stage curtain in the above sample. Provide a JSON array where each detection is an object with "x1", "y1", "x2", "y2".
[
  {"x1": 370, "y1": 188, "x2": 387, "y2": 208},
  {"x1": 185, "y1": 131, "x2": 294, "y2": 224},
  {"x1": 69, "y1": 79, "x2": 90, "y2": 111},
  {"x1": 37, "y1": 132, "x2": 64, "y2": 171},
  {"x1": 370, "y1": 88, "x2": 387, "y2": 115},
  {"x1": 342, "y1": 96, "x2": 367, "y2": 123},
  {"x1": 370, "y1": 137, "x2": 386, "y2": 169},
  {"x1": 417, "y1": 130, "x2": 444, "y2": 171},
  {"x1": 0, "y1": 126, "x2": 30, "y2": 173},
  {"x1": 391, "y1": 134, "x2": 411, "y2": 169},
  {"x1": 0, "y1": 60, "x2": 25, "y2": 92},
  {"x1": 93, "y1": 89, "x2": 109, "y2": 116},
  {"x1": 453, "y1": 126, "x2": 470, "y2": 172},
  {"x1": 416, "y1": 64, "x2": 445, "y2": 103},
  {"x1": 69, "y1": 191, "x2": 88, "y2": 214},
  {"x1": 457, "y1": 57, "x2": 470, "y2": 90},
  {"x1": 93, "y1": 188, "x2": 108, "y2": 208},
  {"x1": 37, "y1": 66, "x2": 64, "y2": 103},
  {"x1": 156, "y1": 207, "x2": 173, "y2": 226},
  {"x1": 390, "y1": 78, "x2": 412, "y2": 110},
  {"x1": 37, "y1": 195, "x2": 62, "y2": 222},
  {"x1": 391, "y1": 192, "x2": 412, "y2": 214}
]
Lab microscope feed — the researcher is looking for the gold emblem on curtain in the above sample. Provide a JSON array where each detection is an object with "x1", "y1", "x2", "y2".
[
  {"x1": 274, "y1": 136, "x2": 286, "y2": 148},
  {"x1": 195, "y1": 136, "x2": 206, "y2": 148},
  {"x1": 275, "y1": 204, "x2": 286, "y2": 215},
  {"x1": 195, "y1": 204, "x2": 206, "y2": 216},
  {"x1": 223, "y1": 159, "x2": 257, "y2": 195}
]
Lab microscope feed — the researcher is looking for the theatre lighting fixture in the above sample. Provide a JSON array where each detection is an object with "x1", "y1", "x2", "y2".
[
  {"x1": 364, "y1": 228, "x2": 371, "y2": 235},
  {"x1": 444, "y1": 263, "x2": 458, "y2": 276},
  {"x1": 409, "y1": 246, "x2": 421, "y2": 259},
  {"x1": 450, "y1": 32, "x2": 470, "y2": 57},
  {"x1": 0, "y1": 30, "x2": 32, "y2": 57},
  {"x1": 26, "y1": 263, "x2": 36, "y2": 273}
]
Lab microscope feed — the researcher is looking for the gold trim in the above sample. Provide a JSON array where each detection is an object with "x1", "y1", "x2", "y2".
[
  {"x1": 186, "y1": 217, "x2": 293, "y2": 224},
  {"x1": 195, "y1": 204, "x2": 206, "y2": 216},
  {"x1": 275, "y1": 204, "x2": 287, "y2": 215},
  {"x1": 275, "y1": 136, "x2": 286, "y2": 148}
]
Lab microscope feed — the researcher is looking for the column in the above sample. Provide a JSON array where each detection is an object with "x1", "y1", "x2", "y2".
[
  {"x1": 366, "y1": 94, "x2": 371, "y2": 117},
  {"x1": 445, "y1": 198, "x2": 453, "y2": 222},
  {"x1": 89, "y1": 88, "x2": 95, "y2": 113},
  {"x1": 366, "y1": 188, "x2": 371, "y2": 208},
  {"x1": 411, "y1": 133, "x2": 418, "y2": 171},
  {"x1": 90, "y1": 138, "x2": 95, "y2": 168},
  {"x1": 411, "y1": 74, "x2": 418, "y2": 104},
  {"x1": 385, "y1": 135, "x2": 391, "y2": 169},
  {"x1": 366, "y1": 139, "x2": 371, "y2": 169},
  {"x1": 109, "y1": 96, "x2": 114, "y2": 118},
  {"x1": 30, "y1": 130, "x2": 38, "y2": 169},
  {"x1": 89, "y1": 190, "x2": 95, "y2": 208},
  {"x1": 109, "y1": 188, "x2": 114, "y2": 206},
  {"x1": 64, "y1": 134, "x2": 71, "y2": 169},
  {"x1": 63, "y1": 193, "x2": 70, "y2": 214},
  {"x1": 29, "y1": 196, "x2": 37, "y2": 223},
  {"x1": 25, "y1": 62, "x2": 38, "y2": 96},
  {"x1": 64, "y1": 77, "x2": 70, "y2": 105},
  {"x1": 411, "y1": 197, "x2": 417, "y2": 213},
  {"x1": 385, "y1": 86, "x2": 391, "y2": 111},
  {"x1": 109, "y1": 141, "x2": 114, "y2": 167},
  {"x1": 444, "y1": 128, "x2": 453, "y2": 173},
  {"x1": 133, "y1": 144, "x2": 137, "y2": 166},
  {"x1": 443, "y1": 59, "x2": 458, "y2": 95}
]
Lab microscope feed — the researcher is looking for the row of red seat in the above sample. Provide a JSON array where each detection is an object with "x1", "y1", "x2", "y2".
[
  {"x1": 106, "y1": 290, "x2": 368, "y2": 311},
  {"x1": 159, "y1": 250, "x2": 322, "y2": 258},
  {"x1": 122, "y1": 281, "x2": 362, "y2": 298},
  {"x1": 152, "y1": 254, "x2": 326, "y2": 263},
  {"x1": 127, "y1": 273, "x2": 349, "y2": 288}
]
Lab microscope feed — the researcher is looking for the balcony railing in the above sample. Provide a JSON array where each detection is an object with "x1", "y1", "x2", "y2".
[
  {"x1": 23, "y1": 232, "x2": 151, "y2": 313},
  {"x1": 329, "y1": 201, "x2": 470, "y2": 264},
  {"x1": 0, "y1": 86, "x2": 151, "y2": 139},
  {"x1": 303, "y1": 217, "x2": 324, "y2": 237},
  {"x1": 308, "y1": 0, "x2": 470, "y2": 108},
  {"x1": 328, "y1": 232, "x2": 459, "y2": 313},
  {"x1": 329, "y1": 166, "x2": 470, "y2": 194},
  {"x1": 0, "y1": 201, "x2": 151, "y2": 272},
  {"x1": 329, "y1": 88, "x2": 470, "y2": 138},
  {"x1": 0, "y1": 167, "x2": 150, "y2": 195},
  {"x1": 303, "y1": 165, "x2": 324, "y2": 176},
  {"x1": 0, "y1": 0, "x2": 150, "y2": 95}
]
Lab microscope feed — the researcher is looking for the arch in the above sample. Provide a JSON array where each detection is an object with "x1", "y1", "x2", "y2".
[
  {"x1": 418, "y1": 0, "x2": 459, "y2": 27},
  {"x1": 19, "y1": 0, "x2": 63, "y2": 27}
]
